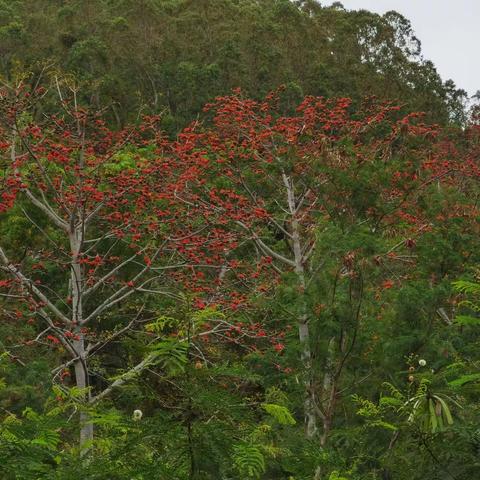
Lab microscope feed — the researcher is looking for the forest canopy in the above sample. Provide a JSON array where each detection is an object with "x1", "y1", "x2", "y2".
[{"x1": 0, "y1": 0, "x2": 469, "y2": 128}]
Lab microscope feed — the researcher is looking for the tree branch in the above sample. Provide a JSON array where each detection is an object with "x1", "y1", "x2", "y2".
[{"x1": 0, "y1": 246, "x2": 72, "y2": 325}]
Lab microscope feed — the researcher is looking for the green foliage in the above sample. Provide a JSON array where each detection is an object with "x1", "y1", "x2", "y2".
[
  {"x1": 0, "y1": 2, "x2": 478, "y2": 479},
  {"x1": 328, "y1": 471, "x2": 349, "y2": 480},
  {"x1": 0, "y1": 0, "x2": 466, "y2": 128},
  {"x1": 262, "y1": 403, "x2": 296, "y2": 426},
  {"x1": 448, "y1": 373, "x2": 480, "y2": 388},
  {"x1": 406, "y1": 385, "x2": 458, "y2": 434},
  {"x1": 453, "y1": 279, "x2": 480, "y2": 326},
  {"x1": 232, "y1": 442, "x2": 266, "y2": 479},
  {"x1": 150, "y1": 339, "x2": 188, "y2": 376},
  {"x1": 453, "y1": 280, "x2": 480, "y2": 295}
]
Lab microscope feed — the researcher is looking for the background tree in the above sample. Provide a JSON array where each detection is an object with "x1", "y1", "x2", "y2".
[{"x1": 0, "y1": 0, "x2": 467, "y2": 129}]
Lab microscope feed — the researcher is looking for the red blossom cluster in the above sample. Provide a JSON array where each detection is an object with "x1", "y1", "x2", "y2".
[{"x1": 1, "y1": 86, "x2": 478, "y2": 370}]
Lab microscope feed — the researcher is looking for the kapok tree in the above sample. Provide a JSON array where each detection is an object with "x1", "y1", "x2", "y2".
[
  {"x1": 0, "y1": 81, "x2": 258, "y2": 453},
  {"x1": 174, "y1": 88, "x2": 441, "y2": 442}
]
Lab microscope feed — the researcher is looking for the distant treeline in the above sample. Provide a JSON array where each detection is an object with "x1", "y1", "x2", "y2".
[{"x1": 0, "y1": 0, "x2": 468, "y2": 130}]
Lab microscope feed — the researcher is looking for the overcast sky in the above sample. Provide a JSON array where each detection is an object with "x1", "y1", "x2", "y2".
[{"x1": 324, "y1": 0, "x2": 479, "y2": 97}]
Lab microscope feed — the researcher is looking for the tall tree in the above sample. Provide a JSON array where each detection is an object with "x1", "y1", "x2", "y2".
[
  {"x1": 0, "y1": 80, "x2": 252, "y2": 452},
  {"x1": 169, "y1": 89, "x2": 441, "y2": 448}
]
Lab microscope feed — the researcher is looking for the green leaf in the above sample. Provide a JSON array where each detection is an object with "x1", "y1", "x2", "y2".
[
  {"x1": 233, "y1": 443, "x2": 266, "y2": 478},
  {"x1": 379, "y1": 396, "x2": 403, "y2": 408},
  {"x1": 448, "y1": 373, "x2": 480, "y2": 388},
  {"x1": 428, "y1": 399, "x2": 437, "y2": 433},
  {"x1": 454, "y1": 315, "x2": 480, "y2": 326},
  {"x1": 435, "y1": 396, "x2": 453, "y2": 426},
  {"x1": 328, "y1": 471, "x2": 349, "y2": 480},
  {"x1": 151, "y1": 339, "x2": 188, "y2": 375},
  {"x1": 370, "y1": 420, "x2": 398, "y2": 431},
  {"x1": 262, "y1": 403, "x2": 296, "y2": 425},
  {"x1": 453, "y1": 280, "x2": 480, "y2": 294},
  {"x1": 31, "y1": 430, "x2": 60, "y2": 451},
  {"x1": 145, "y1": 315, "x2": 178, "y2": 334}
]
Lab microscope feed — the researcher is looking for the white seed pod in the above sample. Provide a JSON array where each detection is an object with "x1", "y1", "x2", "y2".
[
  {"x1": 418, "y1": 359, "x2": 427, "y2": 367},
  {"x1": 133, "y1": 409, "x2": 143, "y2": 421}
]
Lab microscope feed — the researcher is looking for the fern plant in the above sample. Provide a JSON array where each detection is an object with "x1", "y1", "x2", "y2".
[
  {"x1": 150, "y1": 338, "x2": 188, "y2": 376},
  {"x1": 453, "y1": 279, "x2": 480, "y2": 326},
  {"x1": 262, "y1": 403, "x2": 296, "y2": 426},
  {"x1": 232, "y1": 442, "x2": 266, "y2": 479}
]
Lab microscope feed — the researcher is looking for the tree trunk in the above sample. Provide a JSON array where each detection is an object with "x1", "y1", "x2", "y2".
[
  {"x1": 298, "y1": 317, "x2": 316, "y2": 438},
  {"x1": 73, "y1": 338, "x2": 93, "y2": 453},
  {"x1": 70, "y1": 228, "x2": 93, "y2": 454},
  {"x1": 319, "y1": 337, "x2": 336, "y2": 447},
  {"x1": 283, "y1": 172, "x2": 317, "y2": 438}
]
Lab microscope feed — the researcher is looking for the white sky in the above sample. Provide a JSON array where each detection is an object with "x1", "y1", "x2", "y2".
[{"x1": 324, "y1": 0, "x2": 480, "y2": 96}]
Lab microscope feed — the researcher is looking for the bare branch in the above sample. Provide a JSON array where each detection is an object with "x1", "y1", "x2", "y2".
[
  {"x1": 89, "y1": 351, "x2": 160, "y2": 404},
  {"x1": 51, "y1": 309, "x2": 144, "y2": 376},
  {"x1": 10, "y1": 128, "x2": 69, "y2": 230},
  {"x1": 22, "y1": 188, "x2": 69, "y2": 231},
  {"x1": 83, "y1": 251, "x2": 142, "y2": 298},
  {"x1": 0, "y1": 246, "x2": 72, "y2": 325},
  {"x1": 235, "y1": 220, "x2": 295, "y2": 267},
  {"x1": 83, "y1": 259, "x2": 159, "y2": 323}
]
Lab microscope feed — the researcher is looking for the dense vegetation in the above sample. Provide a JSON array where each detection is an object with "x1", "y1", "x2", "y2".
[
  {"x1": 0, "y1": 0, "x2": 469, "y2": 128},
  {"x1": 0, "y1": 1, "x2": 479, "y2": 479}
]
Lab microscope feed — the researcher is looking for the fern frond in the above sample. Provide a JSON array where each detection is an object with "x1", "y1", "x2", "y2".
[
  {"x1": 233, "y1": 442, "x2": 266, "y2": 478},
  {"x1": 262, "y1": 403, "x2": 296, "y2": 425}
]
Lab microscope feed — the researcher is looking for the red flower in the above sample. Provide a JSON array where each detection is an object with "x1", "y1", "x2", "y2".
[
  {"x1": 194, "y1": 298, "x2": 206, "y2": 309},
  {"x1": 381, "y1": 279, "x2": 395, "y2": 290}
]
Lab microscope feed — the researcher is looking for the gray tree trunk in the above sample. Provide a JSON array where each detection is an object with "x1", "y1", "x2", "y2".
[{"x1": 70, "y1": 229, "x2": 94, "y2": 453}]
